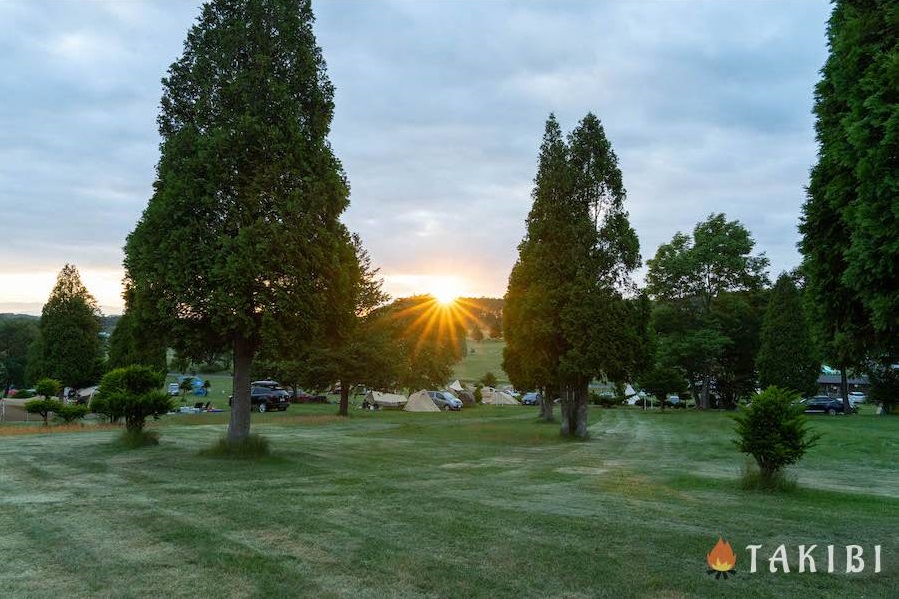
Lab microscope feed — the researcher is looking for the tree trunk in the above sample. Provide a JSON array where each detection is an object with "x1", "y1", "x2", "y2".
[
  {"x1": 559, "y1": 381, "x2": 589, "y2": 439},
  {"x1": 840, "y1": 367, "x2": 850, "y2": 413},
  {"x1": 227, "y1": 332, "x2": 254, "y2": 444},
  {"x1": 559, "y1": 386, "x2": 572, "y2": 436},
  {"x1": 559, "y1": 402, "x2": 572, "y2": 435},
  {"x1": 701, "y1": 372, "x2": 711, "y2": 409},
  {"x1": 338, "y1": 381, "x2": 350, "y2": 417},
  {"x1": 539, "y1": 385, "x2": 554, "y2": 421},
  {"x1": 573, "y1": 381, "x2": 589, "y2": 439}
]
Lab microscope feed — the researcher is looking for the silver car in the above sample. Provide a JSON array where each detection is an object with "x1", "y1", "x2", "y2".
[{"x1": 428, "y1": 390, "x2": 463, "y2": 411}]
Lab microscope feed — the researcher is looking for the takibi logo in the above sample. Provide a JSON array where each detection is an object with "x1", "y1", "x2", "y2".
[
  {"x1": 705, "y1": 536, "x2": 884, "y2": 578},
  {"x1": 707, "y1": 536, "x2": 737, "y2": 579}
]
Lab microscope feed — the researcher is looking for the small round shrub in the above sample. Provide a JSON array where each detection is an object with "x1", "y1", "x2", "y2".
[
  {"x1": 95, "y1": 366, "x2": 173, "y2": 433},
  {"x1": 24, "y1": 398, "x2": 64, "y2": 425},
  {"x1": 35, "y1": 378, "x2": 62, "y2": 400},
  {"x1": 733, "y1": 386, "x2": 820, "y2": 490},
  {"x1": 480, "y1": 372, "x2": 498, "y2": 388},
  {"x1": 56, "y1": 403, "x2": 90, "y2": 423}
]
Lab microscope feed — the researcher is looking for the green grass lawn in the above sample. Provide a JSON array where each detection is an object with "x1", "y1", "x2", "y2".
[
  {"x1": 1, "y1": 406, "x2": 895, "y2": 598},
  {"x1": 454, "y1": 338, "x2": 508, "y2": 385}
]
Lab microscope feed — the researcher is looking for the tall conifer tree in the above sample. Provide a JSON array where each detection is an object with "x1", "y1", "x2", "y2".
[
  {"x1": 757, "y1": 273, "x2": 819, "y2": 396},
  {"x1": 800, "y1": 0, "x2": 897, "y2": 410},
  {"x1": 29, "y1": 264, "x2": 103, "y2": 389},
  {"x1": 125, "y1": 0, "x2": 349, "y2": 443},
  {"x1": 504, "y1": 114, "x2": 642, "y2": 437}
]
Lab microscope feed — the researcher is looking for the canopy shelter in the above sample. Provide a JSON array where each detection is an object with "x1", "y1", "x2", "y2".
[
  {"x1": 481, "y1": 389, "x2": 520, "y2": 405},
  {"x1": 404, "y1": 390, "x2": 440, "y2": 412},
  {"x1": 365, "y1": 390, "x2": 408, "y2": 409}
]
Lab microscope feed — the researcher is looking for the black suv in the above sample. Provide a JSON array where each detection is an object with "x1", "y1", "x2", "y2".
[
  {"x1": 229, "y1": 381, "x2": 291, "y2": 413},
  {"x1": 803, "y1": 396, "x2": 855, "y2": 415}
]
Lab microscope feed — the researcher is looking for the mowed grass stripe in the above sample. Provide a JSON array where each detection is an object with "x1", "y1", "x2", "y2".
[{"x1": 0, "y1": 406, "x2": 896, "y2": 597}]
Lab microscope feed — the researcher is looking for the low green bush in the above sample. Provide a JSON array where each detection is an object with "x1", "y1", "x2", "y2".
[
  {"x1": 733, "y1": 386, "x2": 819, "y2": 489},
  {"x1": 93, "y1": 366, "x2": 174, "y2": 434},
  {"x1": 56, "y1": 403, "x2": 89, "y2": 423},
  {"x1": 589, "y1": 392, "x2": 619, "y2": 408},
  {"x1": 35, "y1": 378, "x2": 62, "y2": 400},
  {"x1": 480, "y1": 372, "x2": 498, "y2": 388},
  {"x1": 24, "y1": 398, "x2": 64, "y2": 426}
]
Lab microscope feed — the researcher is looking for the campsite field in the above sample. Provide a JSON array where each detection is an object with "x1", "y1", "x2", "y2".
[{"x1": 0, "y1": 407, "x2": 895, "y2": 598}]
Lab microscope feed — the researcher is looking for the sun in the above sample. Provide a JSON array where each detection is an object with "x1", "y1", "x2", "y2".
[{"x1": 430, "y1": 279, "x2": 461, "y2": 306}]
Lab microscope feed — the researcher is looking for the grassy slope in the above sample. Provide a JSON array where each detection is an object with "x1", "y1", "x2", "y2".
[
  {"x1": 453, "y1": 339, "x2": 507, "y2": 386},
  {"x1": 0, "y1": 407, "x2": 895, "y2": 598}
]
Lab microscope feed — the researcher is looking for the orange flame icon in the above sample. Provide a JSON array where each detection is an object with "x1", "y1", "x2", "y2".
[{"x1": 707, "y1": 536, "x2": 737, "y2": 579}]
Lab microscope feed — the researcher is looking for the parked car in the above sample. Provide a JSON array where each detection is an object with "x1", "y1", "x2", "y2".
[
  {"x1": 848, "y1": 391, "x2": 866, "y2": 404},
  {"x1": 427, "y1": 390, "x2": 463, "y2": 411},
  {"x1": 521, "y1": 392, "x2": 542, "y2": 406},
  {"x1": 167, "y1": 383, "x2": 180, "y2": 396},
  {"x1": 665, "y1": 395, "x2": 686, "y2": 408},
  {"x1": 803, "y1": 396, "x2": 855, "y2": 415},
  {"x1": 229, "y1": 383, "x2": 291, "y2": 412}
]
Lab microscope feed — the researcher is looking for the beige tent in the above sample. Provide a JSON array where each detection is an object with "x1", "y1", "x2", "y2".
[
  {"x1": 482, "y1": 389, "x2": 520, "y2": 405},
  {"x1": 448, "y1": 380, "x2": 464, "y2": 392},
  {"x1": 365, "y1": 390, "x2": 408, "y2": 409},
  {"x1": 403, "y1": 390, "x2": 440, "y2": 412}
]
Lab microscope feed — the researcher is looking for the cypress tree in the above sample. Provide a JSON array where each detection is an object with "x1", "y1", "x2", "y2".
[
  {"x1": 29, "y1": 264, "x2": 103, "y2": 389},
  {"x1": 504, "y1": 113, "x2": 642, "y2": 437},
  {"x1": 757, "y1": 273, "x2": 820, "y2": 396},
  {"x1": 125, "y1": 0, "x2": 349, "y2": 444},
  {"x1": 800, "y1": 0, "x2": 896, "y2": 410}
]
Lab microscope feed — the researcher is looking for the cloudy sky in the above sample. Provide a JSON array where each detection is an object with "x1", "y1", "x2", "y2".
[{"x1": 0, "y1": 0, "x2": 831, "y2": 315}]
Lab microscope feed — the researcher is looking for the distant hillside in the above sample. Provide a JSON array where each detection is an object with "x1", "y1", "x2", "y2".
[
  {"x1": 0, "y1": 313, "x2": 120, "y2": 336},
  {"x1": 100, "y1": 315, "x2": 121, "y2": 336},
  {"x1": 0, "y1": 314, "x2": 39, "y2": 321},
  {"x1": 457, "y1": 297, "x2": 503, "y2": 338}
]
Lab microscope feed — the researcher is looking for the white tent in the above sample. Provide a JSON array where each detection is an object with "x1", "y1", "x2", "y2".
[
  {"x1": 403, "y1": 390, "x2": 440, "y2": 412},
  {"x1": 365, "y1": 390, "x2": 407, "y2": 409},
  {"x1": 482, "y1": 389, "x2": 520, "y2": 405},
  {"x1": 448, "y1": 380, "x2": 464, "y2": 392}
]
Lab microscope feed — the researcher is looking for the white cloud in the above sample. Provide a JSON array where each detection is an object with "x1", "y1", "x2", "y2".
[{"x1": 0, "y1": 0, "x2": 832, "y2": 313}]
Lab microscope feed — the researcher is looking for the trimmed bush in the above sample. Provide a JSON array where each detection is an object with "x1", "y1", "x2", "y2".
[
  {"x1": 480, "y1": 372, "x2": 498, "y2": 388},
  {"x1": 56, "y1": 403, "x2": 89, "y2": 423},
  {"x1": 93, "y1": 366, "x2": 173, "y2": 434},
  {"x1": 733, "y1": 386, "x2": 820, "y2": 489},
  {"x1": 24, "y1": 398, "x2": 64, "y2": 426},
  {"x1": 35, "y1": 378, "x2": 62, "y2": 400}
]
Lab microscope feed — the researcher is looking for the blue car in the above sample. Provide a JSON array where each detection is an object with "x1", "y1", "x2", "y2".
[{"x1": 521, "y1": 392, "x2": 542, "y2": 406}]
